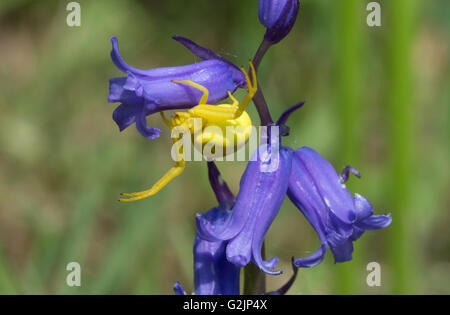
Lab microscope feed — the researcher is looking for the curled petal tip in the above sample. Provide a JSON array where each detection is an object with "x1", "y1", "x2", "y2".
[
  {"x1": 260, "y1": 267, "x2": 283, "y2": 276},
  {"x1": 340, "y1": 165, "x2": 361, "y2": 183},
  {"x1": 255, "y1": 257, "x2": 283, "y2": 275},
  {"x1": 293, "y1": 245, "x2": 327, "y2": 268},
  {"x1": 267, "y1": 258, "x2": 299, "y2": 295},
  {"x1": 276, "y1": 101, "x2": 306, "y2": 127},
  {"x1": 173, "y1": 282, "x2": 187, "y2": 295}
]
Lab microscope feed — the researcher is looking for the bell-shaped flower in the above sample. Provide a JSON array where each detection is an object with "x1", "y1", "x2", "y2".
[
  {"x1": 108, "y1": 36, "x2": 246, "y2": 139},
  {"x1": 196, "y1": 143, "x2": 293, "y2": 275},
  {"x1": 258, "y1": 0, "x2": 300, "y2": 44},
  {"x1": 174, "y1": 203, "x2": 240, "y2": 295},
  {"x1": 287, "y1": 147, "x2": 392, "y2": 267}
]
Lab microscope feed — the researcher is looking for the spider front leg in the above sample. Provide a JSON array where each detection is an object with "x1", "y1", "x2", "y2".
[
  {"x1": 119, "y1": 136, "x2": 186, "y2": 202},
  {"x1": 173, "y1": 61, "x2": 257, "y2": 123},
  {"x1": 234, "y1": 61, "x2": 257, "y2": 118},
  {"x1": 187, "y1": 93, "x2": 239, "y2": 121},
  {"x1": 185, "y1": 61, "x2": 257, "y2": 122},
  {"x1": 172, "y1": 79, "x2": 209, "y2": 105}
]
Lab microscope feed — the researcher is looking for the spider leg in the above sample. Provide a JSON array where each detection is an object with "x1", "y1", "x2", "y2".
[
  {"x1": 234, "y1": 61, "x2": 257, "y2": 119},
  {"x1": 172, "y1": 80, "x2": 209, "y2": 104},
  {"x1": 187, "y1": 104, "x2": 237, "y2": 121},
  {"x1": 119, "y1": 137, "x2": 186, "y2": 202},
  {"x1": 119, "y1": 161, "x2": 185, "y2": 202},
  {"x1": 228, "y1": 90, "x2": 239, "y2": 107}
]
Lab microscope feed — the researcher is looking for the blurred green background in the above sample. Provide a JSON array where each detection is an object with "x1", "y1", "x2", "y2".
[{"x1": 0, "y1": 0, "x2": 448, "y2": 294}]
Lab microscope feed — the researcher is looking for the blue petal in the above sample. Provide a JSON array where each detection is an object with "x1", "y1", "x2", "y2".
[
  {"x1": 112, "y1": 103, "x2": 139, "y2": 131},
  {"x1": 111, "y1": 36, "x2": 209, "y2": 80},
  {"x1": 327, "y1": 210, "x2": 354, "y2": 241},
  {"x1": 295, "y1": 147, "x2": 356, "y2": 224},
  {"x1": 173, "y1": 282, "x2": 187, "y2": 295},
  {"x1": 226, "y1": 220, "x2": 253, "y2": 267},
  {"x1": 354, "y1": 193, "x2": 374, "y2": 220},
  {"x1": 293, "y1": 244, "x2": 327, "y2": 268},
  {"x1": 194, "y1": 206, "x2": 240, "y2": 295},
  {"x1": 356, "y1": 214, "x2": 392, "y2": 230},
  {"x1": 108, "y1": 78, "x2": 144, "y2": 105},
  {"x1": 196, "y1": 150, "x2": 267, "y2": 242},
  {"x1": 288, "y1": 150, "x2": 330, "y2": 241},
  {"x1": 330, "y1": 239, "x2": 354, "y2": 263},
  {"x1": 350, "y1": 226, "x2": 365, "y2": 241},
  {"x1": 135, "y1": 107, "x2": 162, "y2": 139},
  {"x1": 198, "y1": 145, "x2": 291, "y2": 276},
  {"x1": 173, "y1": 36, "x2": 246, "y2": 88},
  {"x1": 249, "y1": 146, "x2": 292, "y2": 275}
]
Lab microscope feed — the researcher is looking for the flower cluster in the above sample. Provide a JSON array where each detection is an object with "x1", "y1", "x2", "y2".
[{"x1": 108, "y1": 0, "x2": 391, "y2": 295}]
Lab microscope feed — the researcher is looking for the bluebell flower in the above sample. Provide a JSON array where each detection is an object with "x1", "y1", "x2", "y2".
[
  {"x1": 108, "y1": 36, "x2": 246, "y2": 139},
  {"x1": 175, "y1": 205, "x2": 300, "y2": 295},
  {"x1": 173, "y1": 36, "x2": 246, "y2": 88},
  {"x1": 288, "y1": 147, "x2": 393, "y2": 267},
  {"x1": 196, "y1": 102, "x2": 391, "y2": 274},
  {"x1": 174, "y1": 163, "x2": 300, "y2": 295},
  {"x1": 196, "y1": 143, "x2": 293, "y2": 275},
  {"x1": 258, "y1": 0, "x2": 300, "y2": 44},
  {"x1": 174, "y1": 203, "x2": 241, "y2": 295}
]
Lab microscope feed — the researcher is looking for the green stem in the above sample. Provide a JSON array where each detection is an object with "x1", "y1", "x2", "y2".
[
  {"x1": 386, "y1": 0, "x2": 418, "y2": 294},
  {"x1": 335, "y1": 0, "x2": 363, "y2": 294},
  {"x1": 243, "y1": 244, "x2": 266, "y2": 294}
]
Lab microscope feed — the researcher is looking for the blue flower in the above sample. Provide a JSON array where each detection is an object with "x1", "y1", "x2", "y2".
[
  {"x1": 174, "y1": 162, "x2": 300, "y2": 295},
  {"x1": 196, "y1": 143, "x2": 293, "y2": 275},
  {"x1": 174, "y1": 203, "x2": 241, "y2": 295},
  {"x1": 258, "y1": 0, "x2": 300, "y2": 44},
  {"x1": 287, "y1": 147, "x2": 392, "y2": 267},
  {"x1": 108, "y1": 36, "x2": 246, "y2": 139},
  {"x1": 196, "y1": 102, "x2": 391, "y2": 274}
]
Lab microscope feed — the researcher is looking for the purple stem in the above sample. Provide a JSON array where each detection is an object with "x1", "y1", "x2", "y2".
[
  {"x1": 207, "y1": 161, "x2": 235, "y2": 204},
  {"x1": 252, "y1": 39, "x2": 274, "y2": 126}
]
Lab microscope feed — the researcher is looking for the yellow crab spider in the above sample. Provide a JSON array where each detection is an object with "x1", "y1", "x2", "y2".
[{"x1": 119, "y1": 61, "x2": 258, "y2": 202}]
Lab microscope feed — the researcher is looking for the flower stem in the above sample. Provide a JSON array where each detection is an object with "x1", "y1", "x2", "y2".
[
  {"x1": 252, "y1": 39, "x2": 272, "y2": 70},
  {"x1": 207, "y1": 161, "x2": 235, "y2": 204},
  {"x1": 242, "y1": 38, "x2": 276, "y2": 295},
  {"x1": 243, "y1": 243, "x2": 267, "y2": 294},
  {"x1": 251, "y1": 39, "x2": 274, "y2": 126}
]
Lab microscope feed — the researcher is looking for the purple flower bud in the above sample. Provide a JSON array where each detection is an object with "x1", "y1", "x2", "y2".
[
  {"x1": 108, "y1": 37, "x2": 246, "y2": 139},
  {"x1": 259, "y1": 0, "x2": 300, "y2": 44},
  {"x1": 287, "y1": 147, "x2": 392, "y2": 267}
]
